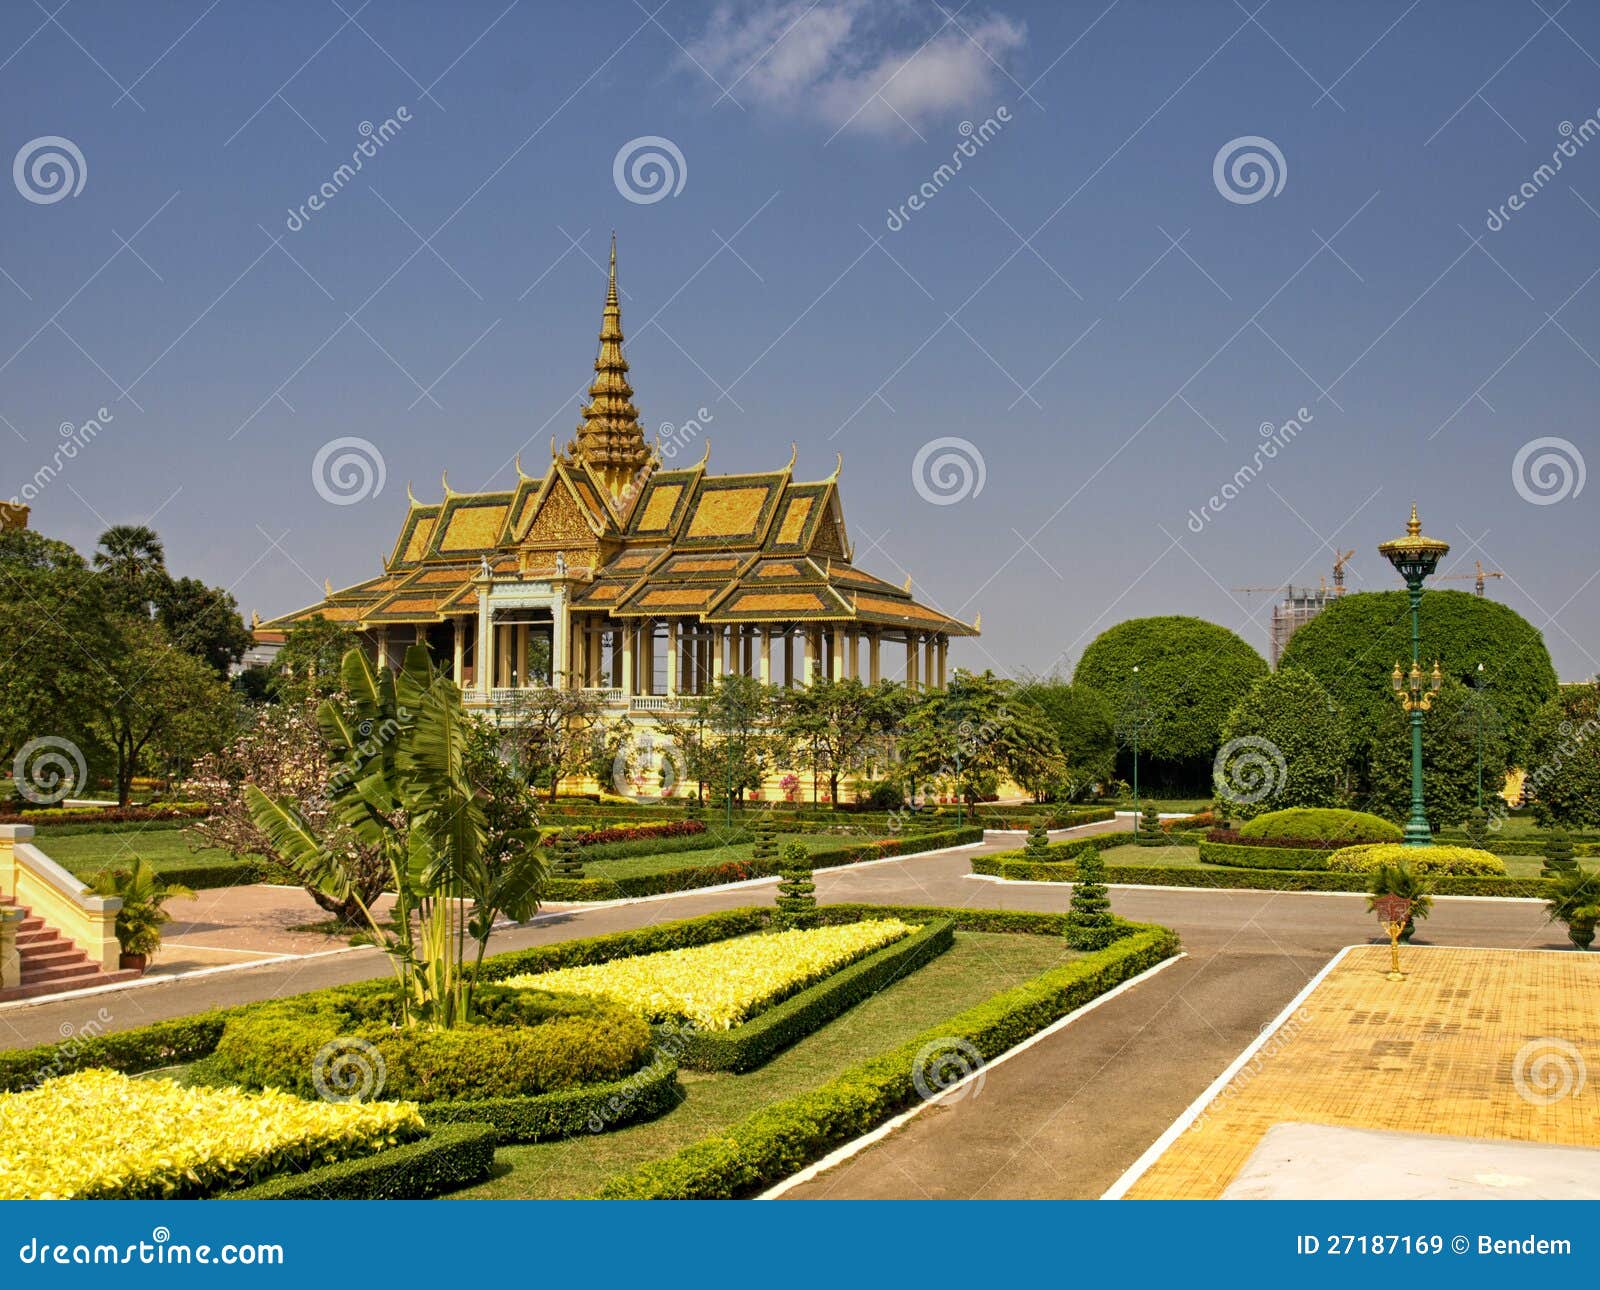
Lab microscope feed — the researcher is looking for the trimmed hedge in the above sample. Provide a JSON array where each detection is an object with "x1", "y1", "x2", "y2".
[
  {"x1": 676, "y1": 920, "x2": 956, "y2": 1073},
  {"x1": 541, "y1": 826, "x2": 985, "y2": 901},
  {"x1": 972, "y1": 806, "x2": 1116, "y2": 831},
  {"x1": 595, "y1": 925, "x2": 1181, "y2": 1198},
  {"x1": 423, "y1": 1053, "x2": 682, "y2": 1142},
  {"x1": 1327, "y1": 842, "x2": 1506, "y2": 876},
  {"x1": 0, "y1": 1012, "x2": 231, "y2": 1094},
  {"x1": 0, "y1": 804, "x2": 211, "y2": 827},
  {"x1": 225, "y1": 1122, "x2": 497, "y2": 1200},
  {"x1": 1199, "y1": 840, "x2": 1332, "y2": 870},
  {"x1": 971, "y1": 853, "x2": 1555, "y2": 898},
  {"x1": 1239, "y1": 807, "x2": 1400, "y2": 844}
]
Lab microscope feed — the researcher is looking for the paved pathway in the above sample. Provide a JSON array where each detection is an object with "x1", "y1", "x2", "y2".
[{"x1": 0, "y1": 822, "x2": 1566, "y2": 1201}]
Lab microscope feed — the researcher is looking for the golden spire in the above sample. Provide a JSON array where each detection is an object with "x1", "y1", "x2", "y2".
[
  {"x1": 1406, "y1": 501, "x2": 1421, "y2": 536},
  {"x1": 566, "y1": 233, "x2": 649, "y2": 500}
]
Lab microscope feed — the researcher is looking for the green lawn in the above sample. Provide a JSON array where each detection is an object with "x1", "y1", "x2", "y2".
[
  {"x1": 34, "y1": 825, "x2": 251, "y2": 880},
  {"x1": 583, "y1": 833, "x2": 879, "y2": 880},
  {"x1": 451, "y1": 929, "x2": 1074, "y2": 1199},
  {"x1": 1097, "y1": 842, "x2": 1581, "y2": 880}
]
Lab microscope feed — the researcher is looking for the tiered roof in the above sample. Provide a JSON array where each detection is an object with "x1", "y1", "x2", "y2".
[{"x1": 263, "y1": 241, "x2": 976, "y2": 640}]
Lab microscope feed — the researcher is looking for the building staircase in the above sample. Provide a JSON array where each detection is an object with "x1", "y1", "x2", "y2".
[{"x1": 0, "y1": 895, "x2": 140, "y2": 1002}]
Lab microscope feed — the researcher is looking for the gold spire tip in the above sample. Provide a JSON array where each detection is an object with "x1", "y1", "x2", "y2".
[{"x1": 1407, "y1": 502, "x2": 1421, "y2": 536}]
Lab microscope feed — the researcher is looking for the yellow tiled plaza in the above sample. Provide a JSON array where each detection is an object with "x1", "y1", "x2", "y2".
[{"x1": 1126, "y1": 946, "x2": 1600, "y2": 1199}]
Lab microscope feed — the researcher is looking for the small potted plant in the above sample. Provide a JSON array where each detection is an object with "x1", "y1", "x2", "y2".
[
  {"x1": 1545, "y1": 867, "x2": 1600, "y2": 950},
  {"x1": 84, "y1": 857, "x2": 195, "y2": 971},
  {"x1": 1366, "y1": 860, "x2": 1433, "y2": 943}
]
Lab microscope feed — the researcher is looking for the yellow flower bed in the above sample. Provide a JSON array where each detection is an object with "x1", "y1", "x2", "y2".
[
  {"x1": 503, "y1": 919, "x2": 918, "y2": 1030},
  {"x1": 0, "y1": 1069, "x2": 423, "y2": 1200}
]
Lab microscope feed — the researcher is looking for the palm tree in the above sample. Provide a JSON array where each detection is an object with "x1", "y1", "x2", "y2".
[{"x1": 94, "y1": 525, "x2": 167, "y2": 617}]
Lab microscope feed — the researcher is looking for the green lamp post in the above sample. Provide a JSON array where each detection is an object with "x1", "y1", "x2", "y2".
[{"x1": 1378, "y1": 504, "x2": 1450, "y2": 847}]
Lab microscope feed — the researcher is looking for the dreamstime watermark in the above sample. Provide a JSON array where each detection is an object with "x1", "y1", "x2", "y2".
[
  {"x1": 612, "y1": 135, "x2": 687, "y2": 205},
  {"x1": 912, "y1": 436, "x2": 986, "y2": 506},
  {"x1": 1186, "y1": 408, "x2": 1312, "y2": 532},
  {"x1": 8, "y1": 408, "x2": 115, "y2": 511},
  {"x1": 12, "y1": 736, "x2": 88, "y2": 805},
  {"x1": 1485, "y1": 111, "x2": 1600, "y2": 232},
  {"x1": 657, "y1": 408, "x2": 713, "y2": 461},
  {"x1": 17, "y1": 1009, "x2": 115, "y2": 1092},
  {"x1": 1512, "y1": 1037, "x2": 1587, "y2": 1106},
  {"x1": 884, "y1": 108, "x2": 1012, "y2": 232},
  {"x1": 611, "y1": 730, "x2": 684, "y2": 803},
  {"x1": 1190, "y1": 1008, "x2": 1312, "y2": 1131},
  {"x1": 912, "y1": 1036, "x2": 985, "y2": 1103},
  {"x1": 587, "y1": 1017, "x2": 699, "y2": 1132},
  {"x1": 1521, "y1": 714, "x2": 1600, "y2": 812},
  {"x1": 312, "y1": 436, "x2": 386, "y2": 505},
  {"x1": 284, "y1": 108, "x2": 411, "y2": 232},
  {"x1": 311, "y1": 1036, "x2": 386, "y2": 1103},
  {"x1": 13, "y1": 135, "x2": 86, "y2": 204},
  {"x1": 1213, "y1": 736, "x2": 1288, "y2": 806},
  {"x1": 18, "y1": 1228, "x2": 283, "y2": 1267},
  {"x1": 1512, "y1": 436, "x2": 1585, "y2": 506},
  {"x1": 1213, "y1": 135, "x2": 1286, "y2": 205}
]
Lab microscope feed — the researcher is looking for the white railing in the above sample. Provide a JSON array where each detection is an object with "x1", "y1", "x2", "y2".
[
  {"x1": 629, "y1": 694, "x2": 676, "y2": 713},
  {"x1": 583, "y1": 687, "x2": 625, "y2": 704}
]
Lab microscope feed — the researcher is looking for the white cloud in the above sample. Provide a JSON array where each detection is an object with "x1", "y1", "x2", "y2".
[{"x1": 685, "y1": 1, "x2": 1026, "y2": 136}]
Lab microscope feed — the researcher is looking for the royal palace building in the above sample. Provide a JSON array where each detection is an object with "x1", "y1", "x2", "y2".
[{"x1": 265, "y1": 241, "x2": 978, "y2": 750}]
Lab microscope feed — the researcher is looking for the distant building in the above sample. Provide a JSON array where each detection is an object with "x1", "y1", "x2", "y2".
[
  {"x1": 1269, "y1": 584, "x2": 1336, "y2": 666},
  {"x1": 234, "y1": 614, "x2": 286, "y2": 675}
]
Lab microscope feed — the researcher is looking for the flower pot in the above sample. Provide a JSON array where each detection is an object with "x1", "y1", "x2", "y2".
[
  {"x1": 1568, "y1": 918, "x2": 1596, "y2": 951},
  {"x1": 119, "y1": 952, "x2": 148, "y2": 973}
]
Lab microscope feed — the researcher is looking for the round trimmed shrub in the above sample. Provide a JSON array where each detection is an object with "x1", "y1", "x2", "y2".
[
  {"x1": 211, "y1": 985, "x2": 651, "y2": 1102},
  {"x1": 1327, "y1": 843, "x2": 1506, "y2": 877},
  {"x1": 1214, "y1": 668, "x2": 1349, "y2": 820},
  {"x1": 1240, "y1": 807, "x2": 1400, "y2": 845}
]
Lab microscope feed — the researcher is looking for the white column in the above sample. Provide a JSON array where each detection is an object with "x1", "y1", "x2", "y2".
[
  {"x1": 376, "y1": 625, "x2": 389, "y2": 670},
  {"x1": 869, "y1": 629, "x2": 881, "y2": 684},
  {"x1": 714, "y1": 626, "x2": 727, "y2": 681},
  {"x1": 759, "y1": 628, "x2": 772, "y2": 684},
  {"x1": 666, "y1": 618, "x2": 679, "y2": 698},
  {"x1": 847, "y1": 628, "x2": 860, "y2": 681},
  {"x1": 475, "y1": 592, "x2": 491, "y2": 694},
  {"x1": 905, "y1": 634, "x2": 918, "y2": 690},
  {"x1": 831, "y1": 626, "x2": 845, "y2": 682},
  {"x1": 800, "y1": 627, "x2": 814, "y2": 686},
  {"x1": 452, "y1": 618, "x2": 464, "y2": 684},
  {"x1": 620, "y1": 620, "x2": 635, "y2": 695},
  {"x1": 937, "y1": 636, "x2": 948, "y2": 689},
  {"x1": 923, "y1": 634, "x2": 935, "y2": 692}
]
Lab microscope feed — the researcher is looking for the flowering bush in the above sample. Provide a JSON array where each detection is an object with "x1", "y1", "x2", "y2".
[
  {"x1": 0, "y1": 1069, "x2": 422, "y2": 1199},
  {"x1": 1327, "y1": 843, "x2": 1506, "y2": 876},
  {"x1": 540, "y1": 819, "x2": 707, "y2": 849},
  {"x1": 501, "y1": 919, "x2": 918, "y2": 1030}
]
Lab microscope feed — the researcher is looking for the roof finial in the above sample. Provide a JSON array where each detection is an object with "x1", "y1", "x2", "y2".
[
  {"x1": 785, "y1": 442, "x2": 798, "y2": 472},
  {"x1": 607, "y1": 231, "x2": 618, "y2": 307},
  {"x1": 903, "y1": 574, "x2": 913, "y2": 593},
  {"x1": 695, "y1": 437, "x2": 712, "y2": 468},
  {"x1": 1407, "y1": 501, "x2": 1421, "y2": 536},
  {"x1": 828, "y1": 452, "x2": 843, "y2": 482},
  {"x1": 571, "y1": 235, "x2": 649, "y2": 501},
  {"x1": 514, "y1": 452, "x2": 530, "y2": 482},
  {"x1": 406, "y1": 480, "x2": 418, "y2": 505},
  {"x1": 324, "y1": 577, "x2": 334, "y2": 597},
  {"x1": 441, "y1": 470, "x2": 454, "y2": 498}
]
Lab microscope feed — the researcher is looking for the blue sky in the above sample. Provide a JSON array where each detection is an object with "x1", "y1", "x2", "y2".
[{"x1": 3, "y1": 0, "x2": 1597, "y2": 680}]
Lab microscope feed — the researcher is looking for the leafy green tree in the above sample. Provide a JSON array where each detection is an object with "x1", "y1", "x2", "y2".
[
  {"x1": 1524, "y1": 680, "x2": 1600, "y2": 829},
  {"x1": 1065, "y1": 847, "x2": 1117, "y2": 949},
  {"x1": 499, "y1": 684, "x2": 617, "y2": 800},
  {"x1": 156, "y1": 576, "x2": 252, "y2": 676},
  {"x1": 1074, "y1": 616, "x2": 1268, "y2": 783},
  {"x1": 88, "y1": 618, "x2": 234, "y2": 803},
  {"x1": 268, "y1": 615, "x2": 361, "y2": 703},
  {"x1": 1366, "y1": 677, "x2": 1511, "y2": 830},
  {"x1": 1277, "y1": 589, "x2": 1557, "y2": 765},
  {"x1": 774, "y1": 677, "x2": 907, "y2": 805},
  {"x1": 1215, "y1": 668, "x2": 1350, "y2": 820},
  {"x1": 1015, "y1": 675, "x2": 1116, "y2": 800},
  {"x1": 0, "y1": 529, "x2": 116, "y2": 774},
  {"x1": 93, "y1": 525, "x2": 168, "y2": 619},
  {"x1": 658, "y1": 675, "x2": 783, "y2": 805},
  {"x1": 898, "y1": 670, "x2": 1061, "y2": 802},
  {"x1": 249, "y1": 646, "x2": 545, "y2": 1027}
]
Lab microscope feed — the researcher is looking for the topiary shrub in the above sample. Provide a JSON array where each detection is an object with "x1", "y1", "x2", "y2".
[
  {"x1": 1214, "y1": 668, "x2": 1350, "y2": 821},
  {"x1": 1542, "y1": 827, "x2": 1577, "y2": 878},
  {"x1": 1065, "y1": 847, "x2": 1118, "y2": 950},
  {"x1": 1240, "y1": 807, "x2": 1400, "y2": 845},
  {"x1": 1328, "y1": 843, "x2": 1506, "y2": 877},
  {"x1": 773, "y1": 843, "x2": 818, "y2": 931},
  {"x1": 750, "y1": 810, "x2": 779, "y2": 864},
  {"x1": 1545, "y1": 868, "x2": 1600, "y2": 949},
  {"x1": 210, "y1": 985, "x2": 651, "y2": 1102},
  {"x1": 1136, "y1": 802, "x2": 1163, "y2": 846},
  {"x1": 1464, "y1": 807, "x2": 1491, "y2": 851},
  {"x1": 552, "y1": 829, "x2": 585, "y2": 879},
  {"x1": 1024, "y1": 820, "x2": 1050, "y2": 859}
]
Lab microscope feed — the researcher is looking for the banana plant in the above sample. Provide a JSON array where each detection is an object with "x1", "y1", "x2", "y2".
[{"x1": 248, "y1": 644, "x2": 544, "y2": 1026}]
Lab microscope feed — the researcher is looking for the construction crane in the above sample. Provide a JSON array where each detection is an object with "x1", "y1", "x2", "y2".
[
  {"x1": 1437, "y1": 559, "x2": 1505, "y2": 597},
  {"x1": 1231, "y1": 584, "x2": 1287, "y2": 596},
  {"x1": 1331, "y1": 549, "x2": 1355, "y2": 594}
]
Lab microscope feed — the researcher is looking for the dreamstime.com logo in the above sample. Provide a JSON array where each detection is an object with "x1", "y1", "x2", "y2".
[
  {"x1": 311, "y1": 1036, "x2": 386, "y2": 1103},
  {"x1": 13, "y1": 135, "x2": 86, "y2": 204},
  {"x1": 912, "y1": 436, "x2": 986, "y2": 506},
  {"x1": 1213, "y1": 135, "x2": 1287, "y2": 205},
  {"x1": 312, "y1": 436, "x2": 386, "y2": 506},
  {"x1": 1512, "y1": 436, "x2": 1585, "y2": 506},
  {"x1": 1512, "y1": 1038, "x2": 1587, "y2": 1106},
  {"x1": 613, "y1": 135, "x2": 687, "y2": 205},
  {"x1": 611, "y1": 731, "x2": 685, "y2": 803},
  {"x1": 912, "y1": 1037, "x2": 985, "y2": 1103},
  {"x1": 12, "y1": 736, "x2": 87, "y2": 805},
  {"x1": 18, "y1": 1228, "x2": 284, "y2": 1267},
  {"x1": 1213, "y1": 736, "x2": 1287, "y2": 806}
]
